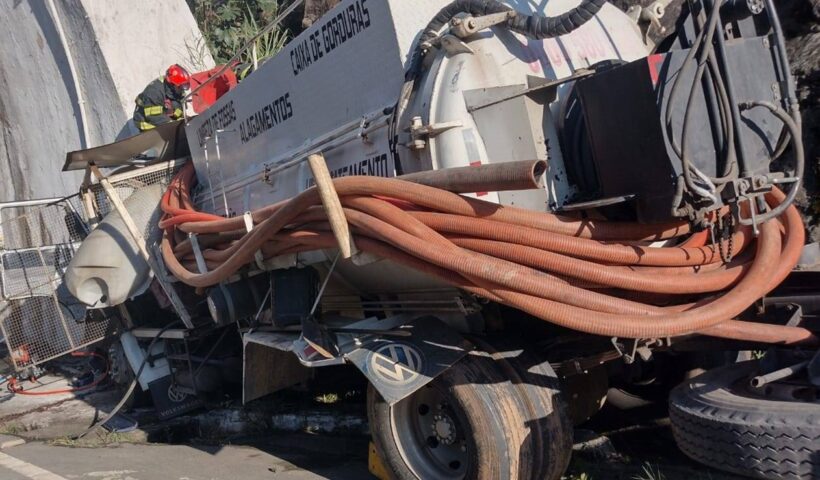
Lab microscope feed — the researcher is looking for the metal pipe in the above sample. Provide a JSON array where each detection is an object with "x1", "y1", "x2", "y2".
[
  {"x1": 213, "y1": 130, "x2": 231, "y2": 215},
  {"x1": 398, "y1": 160, "x2": 546, "y2": 193},
  {"x1": 0, "y1": 197, "x2": 65, "y2": 210},
  {"x1": 202, "y1": 141, "x2": 218, "y2": 211},
  {"x1": 45, "y1": 0, "x2": 91, "y2": 149},
  {"x1": 750, "y1": 360, "x2": 809, "y2": 387}
]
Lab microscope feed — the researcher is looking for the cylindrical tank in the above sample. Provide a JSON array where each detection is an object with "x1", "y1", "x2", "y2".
[
  {"x1": 406, "y1": 1, "x2": 649, "y2": 210},
  {"x1": 64, "y1": 183, "x2": 163, "y2": 308},
  {"x1": 184, "y1": 1, "x2": 652, "y2": 297},
  {"x1": 329, "y1": 2, "x2": 651, "y2": 294}
]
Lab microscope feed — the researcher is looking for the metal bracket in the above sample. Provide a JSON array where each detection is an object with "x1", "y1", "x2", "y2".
[
  {"x1": 725, "y1": 174, "x2": 788, "y2": 234},
  {"x1": 243, "y1": 211, "x2": 267, "y2": 270},
  {"x1": 188, "y1": 233, "x2": 208, "y2": 274},
  {"x1": 439, "y1": 34, "x2": 474, "y2": 55},
  {"x1": 262, "y1": 164, "x2": 274, "y2": 185},
  {"x1": 611, "y1": 337, "x2": 664, "y2": 364},
  {"x1": 449, "y1": 11, "x2": 515, "y2": 39},
  {"x1": 465, "y1": 69, "x2": 593, "y2": 113},
  {"x1": 351, "y1": 250, "x2": 382, "y2": 266},
  {"x1": 357, "y1": 116, "x2": 374, "y2": 144},
  {"x1": 263, "y1": 254, "x2": 298, "y2": 270},
  {"x1": 406, "y1": 116, "x2": 463, "y2": 150},
  {"x1": 784, "y1": 303, "x2": 805, "y2": 327},
  {"x1": 627, "y1": 0, "x2": 669, "y2": 44}
]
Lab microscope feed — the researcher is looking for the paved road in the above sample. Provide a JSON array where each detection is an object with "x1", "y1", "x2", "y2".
[{"x1": 0, "y1": 439, "x2": 371, "y2": 480}]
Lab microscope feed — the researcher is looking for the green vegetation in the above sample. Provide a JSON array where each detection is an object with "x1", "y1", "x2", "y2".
[
  {"x1": 633, "y1": 463, "x2": 666, "y2": 480},
  {"x1": 187, "y1": 0, "x2": 290, "y2": 65},
  {"x1": 314, "y1": 392, "x2": 339, "y2": 404},
  {"x1": 0, "y1": 423, "x2": 23, "y2": 435},
  {"x1": 563, "y1": 473, "x2": 593, "y2": 480},
  {"x1": 49, "y1": 431, "x2": 145, "y2": 448}
]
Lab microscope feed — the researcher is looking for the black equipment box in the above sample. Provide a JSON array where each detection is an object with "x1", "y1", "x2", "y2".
[{"x1": 573, "y1": 37, "x2": 784, "y2": 221}]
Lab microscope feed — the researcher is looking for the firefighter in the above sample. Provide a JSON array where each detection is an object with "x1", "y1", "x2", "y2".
[{"x1": 133, "y1": 64, "x2": 191, "y2": 131}]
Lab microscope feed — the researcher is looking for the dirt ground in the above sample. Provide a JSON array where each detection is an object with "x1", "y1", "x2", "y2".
[{"x1": 779, "y1": 0, "x2": 820, "y2": 241}]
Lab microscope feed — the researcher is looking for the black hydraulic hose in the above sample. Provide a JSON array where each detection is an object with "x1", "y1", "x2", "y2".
[
  {"x1": 763, "y1": 0, "x2": 802, "y2": 160},
  {"x1": 420, "y1": 0, "x2": 509, "y2": 45},
  {"x1": 763, "y1": 0, "x2": 798, "y2": 113},
  {"x1": 706, "y1": 51, "x2": 737, "y2": 182},
  {"x1": 701, "y1": 56, "x2": 725, "y2": 156},
  {"x1": 738, "y1": 101, "x2": 803, "y2": 225},
  {"x1": 703, "y1": 0, "x2": 749, "y2": 178},
  {"x1": 419, "y1": 0, "x2": 606, "y2": 47},
  {"x1": 664, "y1": 1, "x2": 714, "y2": 157},
  {"x1": 74, "y1": 321, "x2": 183, "y2": 440},
  {"x1": 507, "y1": 0, "x2": 606, "y2": 39},
  {"x1": 677, "y1": 0, "x2": 723, "y2": 200}
]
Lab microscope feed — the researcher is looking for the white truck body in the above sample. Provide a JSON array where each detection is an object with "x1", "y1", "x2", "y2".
[{"x1": 183, "y1": 0, "x2": 649, "y2": 293}]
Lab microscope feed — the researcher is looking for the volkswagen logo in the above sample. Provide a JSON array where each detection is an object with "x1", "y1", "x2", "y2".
[
  {"x1": 167, "y1": 383, "x2": 189, "y2": 403},
  {"x1": 368, "y1": 343, "x2": 424, "y2": 385}
]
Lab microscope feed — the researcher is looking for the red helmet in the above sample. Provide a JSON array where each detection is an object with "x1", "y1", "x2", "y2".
[{"x1": 165, "y1": 64, "x2": 190, "y2": 88}]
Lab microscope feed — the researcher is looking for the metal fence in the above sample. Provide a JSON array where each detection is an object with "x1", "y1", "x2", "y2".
[
  {"x1": 0, "y1": 196, "x2": 115, "y2": 370},
  {"x1": 0, "y1": 160, "x2": 183, "y2": 370},
  {"x1": 89, "y1": 160, "x2": 183, "y2": 230}
]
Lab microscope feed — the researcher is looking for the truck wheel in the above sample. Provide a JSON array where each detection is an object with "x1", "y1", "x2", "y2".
[
  {"x1": 670, "y1": 361, "x2": 820, "y2": 480},
  {"x1": 473, "y1": 338, "x2": 573, "y2": 479},
  {"x1": 368, "y1": 351, "x2": 543, "y2": 479}
]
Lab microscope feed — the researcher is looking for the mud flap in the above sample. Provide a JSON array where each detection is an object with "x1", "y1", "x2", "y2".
[
  {"x1": 148, "y1": 375, "x2": 204, "y2": 420},
  {"x1": 346, "y1": 316, "x2": 472, "y2": 405},
  {"x1": 242, "y1": 315, "x2": 472, "y2": 405},
  {"x1": 242, "y1": 339, "x2": 313, "y2": 404}
]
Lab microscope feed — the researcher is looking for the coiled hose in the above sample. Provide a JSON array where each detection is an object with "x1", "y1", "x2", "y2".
[{"x1": 159, "y1": 162, "x2": 814, "y2": 345}]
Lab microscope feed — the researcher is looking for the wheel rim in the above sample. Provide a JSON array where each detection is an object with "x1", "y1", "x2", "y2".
[{"x1": 389, "y1": 384, "x2": 470, "y2": 479}]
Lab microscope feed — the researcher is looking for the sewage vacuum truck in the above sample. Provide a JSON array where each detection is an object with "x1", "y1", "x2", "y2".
[{"x1": 1, "y1": 0, "x2": 817, "y2": 478}]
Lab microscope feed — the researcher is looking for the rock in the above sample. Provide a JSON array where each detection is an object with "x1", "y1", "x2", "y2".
[{"x1": 302, "y1": 0, "x2": 341, "y2": 29}]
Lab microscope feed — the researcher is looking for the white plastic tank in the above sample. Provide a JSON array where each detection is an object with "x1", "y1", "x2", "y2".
[{"x1": 65, "y1": 183, "x2": 163, "y2": 308}]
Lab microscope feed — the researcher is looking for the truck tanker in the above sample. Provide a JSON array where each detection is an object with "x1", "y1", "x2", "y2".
[{"x1": 0, "y1": 0, "x2": 816, "y2": 478}]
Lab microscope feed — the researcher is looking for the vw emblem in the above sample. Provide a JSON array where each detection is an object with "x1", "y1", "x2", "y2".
[
  {"x1": 167, "y1": 383, "x2": 188, "y2": 403},
  {"x1": 369, "y1": 343, "x2": 424, "y2": 385}
]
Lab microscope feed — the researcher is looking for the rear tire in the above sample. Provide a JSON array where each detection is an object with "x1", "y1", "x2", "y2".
[
  {"x1": 474, "y1": 338, "x2": 573, "y2": 480},
  {"x1": 670, "y1": 361, "x2": 820, "y2": 480},
  {"x1": 368, "y1": 349, "x2": 571, "y2": 479}
]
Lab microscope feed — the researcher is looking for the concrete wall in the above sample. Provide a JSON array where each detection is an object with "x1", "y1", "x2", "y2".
[
  {"x1": 80, "y1": 1, "x2": 214, "y2": 123},
  {"x1": 0, "y1": 0, "x2": 213, "y2": 202}
]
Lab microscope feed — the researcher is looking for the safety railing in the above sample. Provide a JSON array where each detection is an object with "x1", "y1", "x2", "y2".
[{"x1": 0, "y1": 196, "x2": 117, "y2": 370}]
